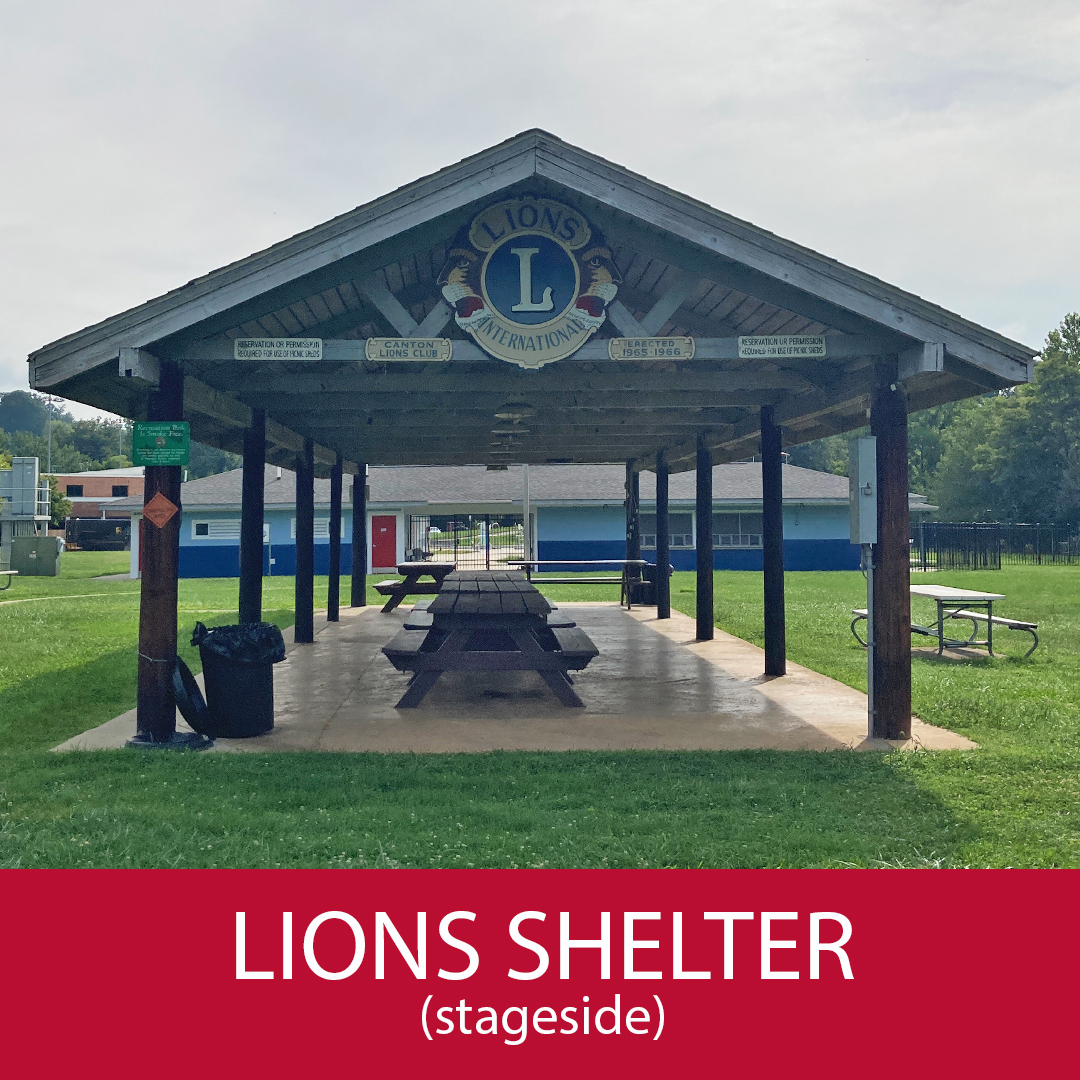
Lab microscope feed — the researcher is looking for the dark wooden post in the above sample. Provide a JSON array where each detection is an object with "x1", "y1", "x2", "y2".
[
  {"x1": 238, "y1": 409, "x2": 265, "y2": 625},
  {"x1": 327, "y1": 454, "x2": 342, "y2": 622},
  {"x1": 760, "y1": 405, "x2": 786, "y2": 675},
  {"x1": 696, "y1": 434, "x2": 714, "y2": 641},
  {"x1": 294, "y1": 438, "x2": 315, "y2": 644},
  {"x1": 870, "y1": 371, "x2": 912, "y2": 739},
  {"x1": 350, "y1": 467, "x2": 367, "y2": 606},
  {"x1": 135, "y1": 361, "x2": 183, "y2": 743},
  {"x1": 625, "y1": 460, "x2": 640, "y2": 562},
  {"x1": 655, "y1": 451, "x2": 671, "y2": 619}
]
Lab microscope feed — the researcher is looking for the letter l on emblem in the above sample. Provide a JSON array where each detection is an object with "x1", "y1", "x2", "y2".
[{"x1": 510, "y1": 247, "x2": 554, "y2": 312}]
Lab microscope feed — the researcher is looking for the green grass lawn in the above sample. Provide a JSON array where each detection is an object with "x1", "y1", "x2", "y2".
[{"x1": 0, "y1": 554, "x2": 1077, "y2": 868}]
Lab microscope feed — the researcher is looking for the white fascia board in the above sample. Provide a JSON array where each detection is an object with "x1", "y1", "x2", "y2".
[
  {"x1": 30, "y1": 140, "x2": 542, "y2": 386},
  {"x1": 535, "y1": 143, "x2": 1035, "y2": 381}
]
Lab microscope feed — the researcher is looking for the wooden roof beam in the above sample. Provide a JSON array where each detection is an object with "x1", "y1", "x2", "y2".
[
  {"x1": 174, "y1": 335, "x2": 881, "y2": 364},
  {"x1": 209, "y1": 387, "x2": 790, "y2": 412},
  {"x1": 181, "y1": 375, "x2": 355, "y2": 473},
  {"x1": 359, "y1": 276, "x2": 453, "y2": 339}
]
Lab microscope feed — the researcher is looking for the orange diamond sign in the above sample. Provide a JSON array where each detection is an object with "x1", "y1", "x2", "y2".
[{"x1": 143, "y1": 492, "x2": 179, "y2": 529}]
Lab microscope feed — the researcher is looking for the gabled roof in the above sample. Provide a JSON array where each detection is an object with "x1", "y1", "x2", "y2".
[
  {"x1": 30, "y1": 130, "x2": 1038, "y2": 476},
  {"x1": 30, "y1": 130, "x2": 1033, "y2": 385},
  {"x1": 112, "y1": 462, "x2": 930, "y2": 512}
]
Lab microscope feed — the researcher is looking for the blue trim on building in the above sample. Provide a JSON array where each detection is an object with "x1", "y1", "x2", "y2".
[
  {"x1": 179, "y1": 544, "x2": 354, "y2": 579},
  {"x1": 539, "y1": 537, "x2": 859, "y2": 571},
  {"x1": 179, "y1": 545, "x2": 240, "y2": 578},
  {"x1": 782, "y1": 538, "x2": 860, "y2": 571},
  {"x1": 537, "y1": 540, "x2": 628, "y2": 565}
]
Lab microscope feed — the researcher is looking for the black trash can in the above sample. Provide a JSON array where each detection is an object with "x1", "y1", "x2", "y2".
[
  {"x1": 191, "y1": 622, "x2": 286, "y2": 737},
  {"x1": 628, "y1": 571, "x2": 655, "y2": 606}
]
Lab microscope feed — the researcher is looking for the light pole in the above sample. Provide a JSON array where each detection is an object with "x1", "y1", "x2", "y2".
[{"x1": 44, "y1": 395, "x2": 60, "y2": 474}]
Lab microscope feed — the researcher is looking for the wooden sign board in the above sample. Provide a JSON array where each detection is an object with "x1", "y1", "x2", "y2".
[
  {"x1": 364, "y1": 338, "x2": 453, "y2": 362},
  {"x1": 738, "y1": 335, "x2": 827, "y2": 359},
  {"x1": 234, "y1": 338, "x2": 323, "y2": 360},
  {"x1": 608, "y1": 337, "x2": 695, "y2": 361},
  {"x1": 131, "y1": 421, "x2": 189, "y2": 466}
]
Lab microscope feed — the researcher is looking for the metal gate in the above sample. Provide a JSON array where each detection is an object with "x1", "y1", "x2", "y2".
[{"x1": 408, "y1": 514, "x2": 527, "y2": 569}]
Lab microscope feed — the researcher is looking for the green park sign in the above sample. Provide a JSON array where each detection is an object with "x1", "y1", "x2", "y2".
[{"x1": 131, "y1": 421, "x2": 190, "y2": 466}]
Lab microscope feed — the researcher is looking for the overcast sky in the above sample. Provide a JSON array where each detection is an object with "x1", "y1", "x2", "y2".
[{"x1": 2, "y1": 0, "x2": 1078, "y2": 419}]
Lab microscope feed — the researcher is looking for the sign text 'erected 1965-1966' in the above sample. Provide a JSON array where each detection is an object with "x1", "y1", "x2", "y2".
[{"x1": 608, "y1": 337, "x2": 695, "y2": 361}]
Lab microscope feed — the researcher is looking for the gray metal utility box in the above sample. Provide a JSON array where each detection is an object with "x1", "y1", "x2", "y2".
[{"x1": 11, "y1": 536, "x2": 63, "y2": 576}]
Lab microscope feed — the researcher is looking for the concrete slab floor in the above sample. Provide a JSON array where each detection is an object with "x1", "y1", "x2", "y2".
[{"x1": 56, "y1": 603, "x2": 976, "y2": 754}]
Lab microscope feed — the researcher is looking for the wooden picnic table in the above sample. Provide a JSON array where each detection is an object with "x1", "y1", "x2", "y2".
[
  {"x1": 374, "y1": 561, "x2": 457, "y2": 613},
  {"x1": 505, "y1": 559, "x2": 653, "y2": 609},
  {"x1": 382, "y1": 569, "x2": 598, "y2": 708}
]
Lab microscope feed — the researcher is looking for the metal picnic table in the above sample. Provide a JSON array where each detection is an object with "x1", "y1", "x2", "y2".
[
  {"x1": 381, "y1": 569, "x2": 599, "y2": 708},
  {"x1": 908, "y1": 583, "x2": 1007, "y2": 655},
  {"x1": 852, "y1": 583, "x2": 1014, "y2": 655}
]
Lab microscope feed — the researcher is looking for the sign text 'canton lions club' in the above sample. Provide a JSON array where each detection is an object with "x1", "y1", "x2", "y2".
[{"x1": 438, "y1": 197, "x2": 621, "y2": 369}]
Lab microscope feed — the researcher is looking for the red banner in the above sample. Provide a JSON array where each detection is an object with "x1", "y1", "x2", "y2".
[{"x1": 1, "y1": 870, "x2": 1073, "y2": 1076}]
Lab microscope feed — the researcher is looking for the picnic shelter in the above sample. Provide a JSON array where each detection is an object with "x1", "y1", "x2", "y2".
[{"x1": 28, "y1": 130, "x2": 1038, "y2": 743}]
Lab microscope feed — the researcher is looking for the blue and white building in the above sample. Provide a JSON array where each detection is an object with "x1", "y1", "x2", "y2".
[{"x1": 119, "y1": 462, "x2": 935, "y2": 579}]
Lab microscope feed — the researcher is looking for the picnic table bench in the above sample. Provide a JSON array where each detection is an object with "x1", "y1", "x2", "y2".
[
  {"x1": 506, "y1": 560, "x2": 660, "y2": 609},
  {"x1": 850, "y1": 583, "x2": 1039, "y2": 657},
  {"x1": 374, "y1": 561, "x2": 456, "y2": 613},
  {"x1": 382, "y1": 570, "x2": 599, "y2": 708},
  {"x1": 0, "y1": 570, "x2": 17, "y2": 591}
]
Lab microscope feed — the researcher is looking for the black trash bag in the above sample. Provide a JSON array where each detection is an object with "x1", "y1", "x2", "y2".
[
  {"x1": 190, "y1": 622, "x2": 284, "y2": 738},
  {"x1": 172, "y1": 656, "x2": 214, "y2": 737},
  {"x1": 191, "y1": 621, "x2": 286, "y2": 664}
]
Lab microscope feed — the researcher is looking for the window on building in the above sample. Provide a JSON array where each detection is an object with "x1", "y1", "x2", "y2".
[
  {"x1": 66, "y1": 485, "x2": 83, "y2": 497},
  {"x1": 640, "y1": 513, "x2": 694, "y2": 549},
  {"x1": 111, "y1": 485, "x2": 128, "y2": 497},
  {"x1": 192, "y1": 520, "x2": 241, "y2": 539},
  {"x1": 290, "y1": 518, "x2": 344, "y2": 538},
  {"x1": 712, "y1": 512, "x2": 764, "y2": 548}
]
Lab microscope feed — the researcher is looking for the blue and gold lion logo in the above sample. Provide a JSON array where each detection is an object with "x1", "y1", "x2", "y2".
[{"x1": 437, "y1": 197, "x2": 621, "y2": 369}]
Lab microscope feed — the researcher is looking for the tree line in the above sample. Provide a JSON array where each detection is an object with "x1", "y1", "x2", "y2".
[
  {"x1": 787, "y1": 314, "x2": 1080, "y2": 527},
  {"x1": 0, "y1": 391, "x2": 240, "y2": 480}
]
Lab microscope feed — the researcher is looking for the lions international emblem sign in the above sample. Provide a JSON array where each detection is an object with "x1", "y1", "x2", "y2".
[{"x1": 438, "y1": 197, "x2": 621, "y2": 369}]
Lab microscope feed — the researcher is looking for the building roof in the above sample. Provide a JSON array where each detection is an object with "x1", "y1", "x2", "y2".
[
  {"x1": 47, "y1": 467, "x2": 144, "y2": 478},
  {"x1": 113, "y1": 462, "x2": 935, "y2": 512},
  {"x1": 29, "y1": 130, "x2": 1035, "y2": 478}
]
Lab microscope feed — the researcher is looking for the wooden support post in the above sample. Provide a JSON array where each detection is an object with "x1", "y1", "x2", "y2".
[
  {"x1": 625, "y1": 461, "x2": 641, "y2": 562},
  {"x1": 655, "y1": 451, "x2": 671, "y2": 619},
  {"x1": 350, "y1": 467, "x2": 367, "y2": 606},
  {"x1": 238, "y1": 409, "x2": 265, "y2": 625},
  {"x1": 294, "y1": 438, "x2": 315, "y2": 643},
  {"x1": 870, "y1": 371, "x2": 912, "y2": 740},
  {"x1": 327, "y1": 454, "x2": 343, "y2": 622},
  {"x1": 760, "y1": 405, "x2": 786, "y2": 675},
  {"x1": 696, "y1": 434, "x2": 714, "y2": 641},
  {"x1": 135, "y1": 360, "x2": 183, "y2": 743}
]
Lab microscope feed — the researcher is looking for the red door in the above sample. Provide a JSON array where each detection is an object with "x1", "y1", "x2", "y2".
[{"x1": 371, "y1": 515, "x2": 397, "y2": 568}]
